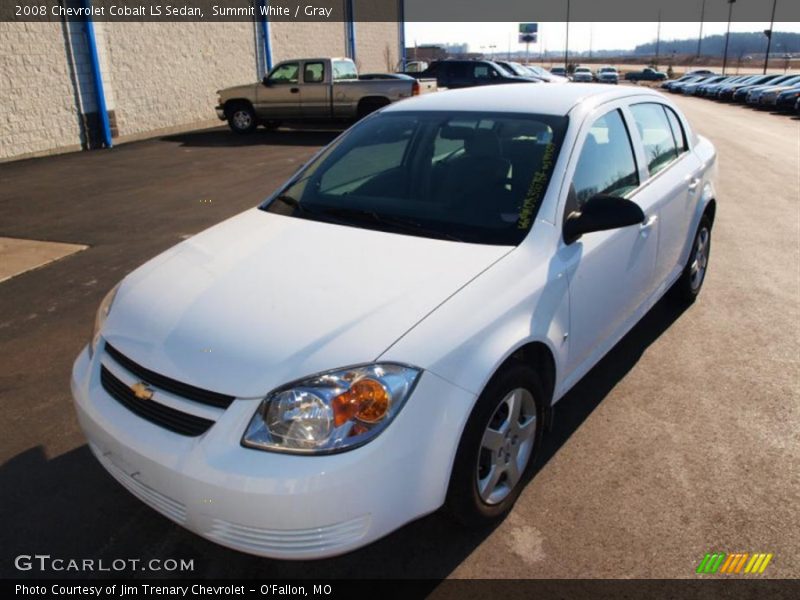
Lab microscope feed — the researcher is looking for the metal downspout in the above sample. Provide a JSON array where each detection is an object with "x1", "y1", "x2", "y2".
[
  {"x1": 259, "y1": 0, "x2": 273, "y2": 73},
  {"x1": 81, "y1": 0, "x2": 112, "y2": 148}
]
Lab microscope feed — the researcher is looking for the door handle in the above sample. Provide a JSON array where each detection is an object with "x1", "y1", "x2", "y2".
[
  {"x1": 688, "y1": 178, "x2": 701, "y2": 191},
  {"x1": 290, "y1": 87, "x2": 299, "y2": 93},
  {"x1": 640, "y1": 214, "x2": 658, "y2": 230}
]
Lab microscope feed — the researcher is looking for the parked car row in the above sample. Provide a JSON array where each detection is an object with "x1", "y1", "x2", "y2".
[{"x1": 661, "y1": 71, "x2": 800, "y2": 114}]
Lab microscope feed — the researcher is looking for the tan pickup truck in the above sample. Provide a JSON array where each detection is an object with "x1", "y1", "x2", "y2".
[{"x1": 215, "y1": 57, "x2": 437, "y2": 134}]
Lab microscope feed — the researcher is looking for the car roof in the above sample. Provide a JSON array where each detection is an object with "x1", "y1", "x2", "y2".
[{"x1": 382, "y1": 83, "x2": 666, "y2": 116}]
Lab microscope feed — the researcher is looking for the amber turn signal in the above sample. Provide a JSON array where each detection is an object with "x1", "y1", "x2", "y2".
[{"x1": 332, "y1": 378, "x2": 390, "y2": 427}]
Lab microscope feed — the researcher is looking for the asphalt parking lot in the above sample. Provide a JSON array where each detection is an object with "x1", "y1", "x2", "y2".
[{"x1": 0, "y1": 96, "x2": 797, "y2": 580}]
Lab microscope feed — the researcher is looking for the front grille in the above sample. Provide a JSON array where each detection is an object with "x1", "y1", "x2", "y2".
[
  {"x1": 100, "y1": 366, "x2": 214, "y2": 436},
  {"x1": 105, "y1": 343, "x2": 234, "y2": 409}
]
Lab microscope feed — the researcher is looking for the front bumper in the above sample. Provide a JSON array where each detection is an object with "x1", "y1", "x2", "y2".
[
  {"x1": 215, "y1": 106, "x2": 226, "y2": 120},
  {"x1": 71, "y1": 345, "x2": 475, "y2": 559}
]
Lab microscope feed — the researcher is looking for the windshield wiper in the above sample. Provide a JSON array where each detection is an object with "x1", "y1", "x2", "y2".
[
  {"x1": 269, "y1": 195, "x2": 350, "y2": 227},
  {"x1": 322, "y1": 206, "x2": 465, "y2": 242}
]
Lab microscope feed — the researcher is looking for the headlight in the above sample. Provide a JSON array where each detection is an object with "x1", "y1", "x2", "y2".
[
  {"x1": 242, "y1": 364, "x2": 421, "y2": 454},
  {"x1": 89, "y1": 283, "x2": 120, "y2": 358}
]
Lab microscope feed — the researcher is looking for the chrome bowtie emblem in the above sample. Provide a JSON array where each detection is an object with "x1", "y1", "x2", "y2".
[{"x1": 130, "y1": 382, "x2": 154, "y2": 401}]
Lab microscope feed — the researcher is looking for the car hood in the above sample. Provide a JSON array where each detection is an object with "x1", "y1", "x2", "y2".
[{"x1": 102, "y1": 209, "x2": 511, "y2": 398}]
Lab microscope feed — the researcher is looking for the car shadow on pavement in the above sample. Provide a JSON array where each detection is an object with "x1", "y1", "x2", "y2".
[
  {"x1": 160, "y1": 127, "x2": 341, "y2": 149},
  {"x1": 0, "y1": 295, "x2": 687, "y2": 580}
]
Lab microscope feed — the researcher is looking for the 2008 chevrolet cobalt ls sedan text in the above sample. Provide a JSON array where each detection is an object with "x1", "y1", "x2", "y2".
[{"x1": 72, "y1": 84, "x2": 717, "y2": 559}]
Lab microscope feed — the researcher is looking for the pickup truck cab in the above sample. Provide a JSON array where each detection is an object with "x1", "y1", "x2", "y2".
[
  {"x1": 625, "y1": 67, "x2": 668, "y2": 82},
  {"x1": 216, "y1": 57, "x2": 436, "y2": 134}
]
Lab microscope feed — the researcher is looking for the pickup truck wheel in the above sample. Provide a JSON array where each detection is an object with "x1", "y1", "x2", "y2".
[
  {"x1": 446, "y1": 362, "x2": 544, "y2": 526},
  {"x1": 226, "y1": 102, "x2": 257, "y2": 134}
]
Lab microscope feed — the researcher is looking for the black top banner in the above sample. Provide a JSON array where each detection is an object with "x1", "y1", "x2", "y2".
[{"x1": 3, "y1": 0, "x2": 800, "y2": 22}]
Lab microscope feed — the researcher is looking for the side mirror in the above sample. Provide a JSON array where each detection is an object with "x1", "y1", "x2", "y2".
[
  {"x1": 262, "y1": 76, "x2": 272, "y2": 86},
  {"x1": 563, "y1": 194, "x2": 645, "y2": 245}
]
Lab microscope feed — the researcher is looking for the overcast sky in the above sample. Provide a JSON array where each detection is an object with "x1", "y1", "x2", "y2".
[{"x1": 404, "y1": 22, "x2": 800, "y2": 53}]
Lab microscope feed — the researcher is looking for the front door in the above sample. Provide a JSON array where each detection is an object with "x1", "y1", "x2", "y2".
[
  {"x1": 256, "y1": 62, "x2": 302, "y2": 119},
  {"x1": 561, "y1": 107, "x2": 659, "y2": 380}
]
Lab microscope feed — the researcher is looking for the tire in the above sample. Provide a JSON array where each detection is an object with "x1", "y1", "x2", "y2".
[
  {"x1": 672, "y1": 215, "x2": 712, "y2": 305},
  {"x1": 225, "y1": 102, "x2": 257, "y2": 134},
  {"x1": 446, "y1": 361, "x2": 545, "y2": 526}
]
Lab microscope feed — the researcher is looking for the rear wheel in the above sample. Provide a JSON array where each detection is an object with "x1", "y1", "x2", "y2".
[
  {"x1": 226, "y1": 102, "x2": 257, "y2": 134},
  {"x1": 672, "y1": 215, "x2": 712, "y2": 304},
  {"x1": 357, "y1": 98, "x2": 390, "y2": 120},
  {"x1": 446, "y1": 362, "x2": 545, "y2": 525}
]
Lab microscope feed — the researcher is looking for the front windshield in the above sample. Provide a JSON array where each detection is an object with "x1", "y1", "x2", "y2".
[{"x1": 261, "y1": 111, "x2": 568, "y2": 245}]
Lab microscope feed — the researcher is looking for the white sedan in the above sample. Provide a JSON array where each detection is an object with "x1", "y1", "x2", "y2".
[{"x1": 72, "y1": 84, "x2": 717, "y2": 559}]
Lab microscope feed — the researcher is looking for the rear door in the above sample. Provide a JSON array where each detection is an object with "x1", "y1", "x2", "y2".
[
  {"x1": 300, "y1": 60, "x2": 331, "y2": 118},
  {"x1": 256, "y1": 61, "x2": 302, "y2": 119},
  {"x1": 627, "y1": 102, "x2": 702, "y2": 292}
]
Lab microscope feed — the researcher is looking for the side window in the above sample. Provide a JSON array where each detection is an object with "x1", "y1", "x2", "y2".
[
  {"x1": 268, "y1": 63, "x2": 299, "y2": 84},
  {"x1": 473, "y1": 64, "x2": 490, "y2": 79},
  {"x1": 570, "y1": 109, "x2": 639, "y2": 210},
  {"x1": 304, "y1": 62, "x2": 324, "y2": 83},
  {"x1": 664, "y1": 106, "x2": 688, "y2": 153},
  {"x1": 630, "y1": 103, "x2": 679, "y2": 175}
]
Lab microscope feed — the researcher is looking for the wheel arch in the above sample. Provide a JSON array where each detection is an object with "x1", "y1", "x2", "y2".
[
  {"x1": 357, "y1": 96, "x2": 391, "y2": 117},
  {"x1": 223, "y1": 98, "x2": 255, "y2": 115}
]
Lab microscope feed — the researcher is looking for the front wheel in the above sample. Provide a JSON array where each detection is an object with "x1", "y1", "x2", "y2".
[
  {"x1": 226, "y1": 102, "x2": 257, "y2": 134},
  {"x1": 446, "y1": 362, "x2": 545, "y2": 526},
  {"x1": 672, "y1": 215, "x2": 712, "y2": 304}
]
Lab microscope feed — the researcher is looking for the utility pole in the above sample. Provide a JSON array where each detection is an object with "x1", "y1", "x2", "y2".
[
  {"x1": 763, "y1": 0, "x2": 778, "y2": 74},
  {"x1": 655, "y1": 11, "x2": 661, "y2": 69},
  {"x1": 589, "y1": 23, "x2": 593, "y2": 61},
  {"x1": 696, "y1": 0, "x2": 706, "y2": 58},
  {"x1": 722, "y1": 0, "x2": 736, "y2": 75},
  {"x1": 564, "y1": 0, "x2": 570, "y2": 71}
]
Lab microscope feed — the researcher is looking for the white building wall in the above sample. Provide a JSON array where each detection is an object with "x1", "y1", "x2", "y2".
[
  {"x1": 0, "y1": 22, "x2": 83, "y2": 161},
  {"x1": 103, "y1": 22, "x2": 258, "y2": 139},
  {"x1": 0, "y1": 20, "x2": 400, "y2": 162}
]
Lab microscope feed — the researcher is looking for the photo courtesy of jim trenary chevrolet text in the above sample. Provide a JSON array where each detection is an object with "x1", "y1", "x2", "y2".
[{"x1": 1, "y1": 0, "x2": 798, "y2": 597}]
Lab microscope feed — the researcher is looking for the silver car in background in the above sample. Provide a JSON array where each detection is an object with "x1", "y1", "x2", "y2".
[{"x1": 597, "y1": 66, "x2": 619, "y2": 84}]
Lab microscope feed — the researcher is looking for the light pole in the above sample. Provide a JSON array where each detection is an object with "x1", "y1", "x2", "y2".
[
  {"x1": 763, "y1": 0, "x2": 778, "y2": 74},
  {"x1": 721, "y1": 0, "x2": 736, "y2": 75},
  {"x1": 655, "y1": 11, "x2": 661, "y2": 69},
  {"x1": 696, "y1": 0, "x2": 706, "y2": 58},
  {"x1": 564, "y1": 0, "x2": 570, "y2": 71}
]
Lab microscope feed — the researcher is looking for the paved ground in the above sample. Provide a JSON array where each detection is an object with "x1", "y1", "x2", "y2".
[{"x1": 0, "y1": 98, "x2": 797, "y2": 580}]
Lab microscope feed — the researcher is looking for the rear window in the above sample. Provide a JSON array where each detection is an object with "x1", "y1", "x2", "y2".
[
  {"x1": 263, "y1": 111, "x2": 569, "y2": 245},
  {"x1": 332, "y1": 60, "x2": 358, "y2": 81}
]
